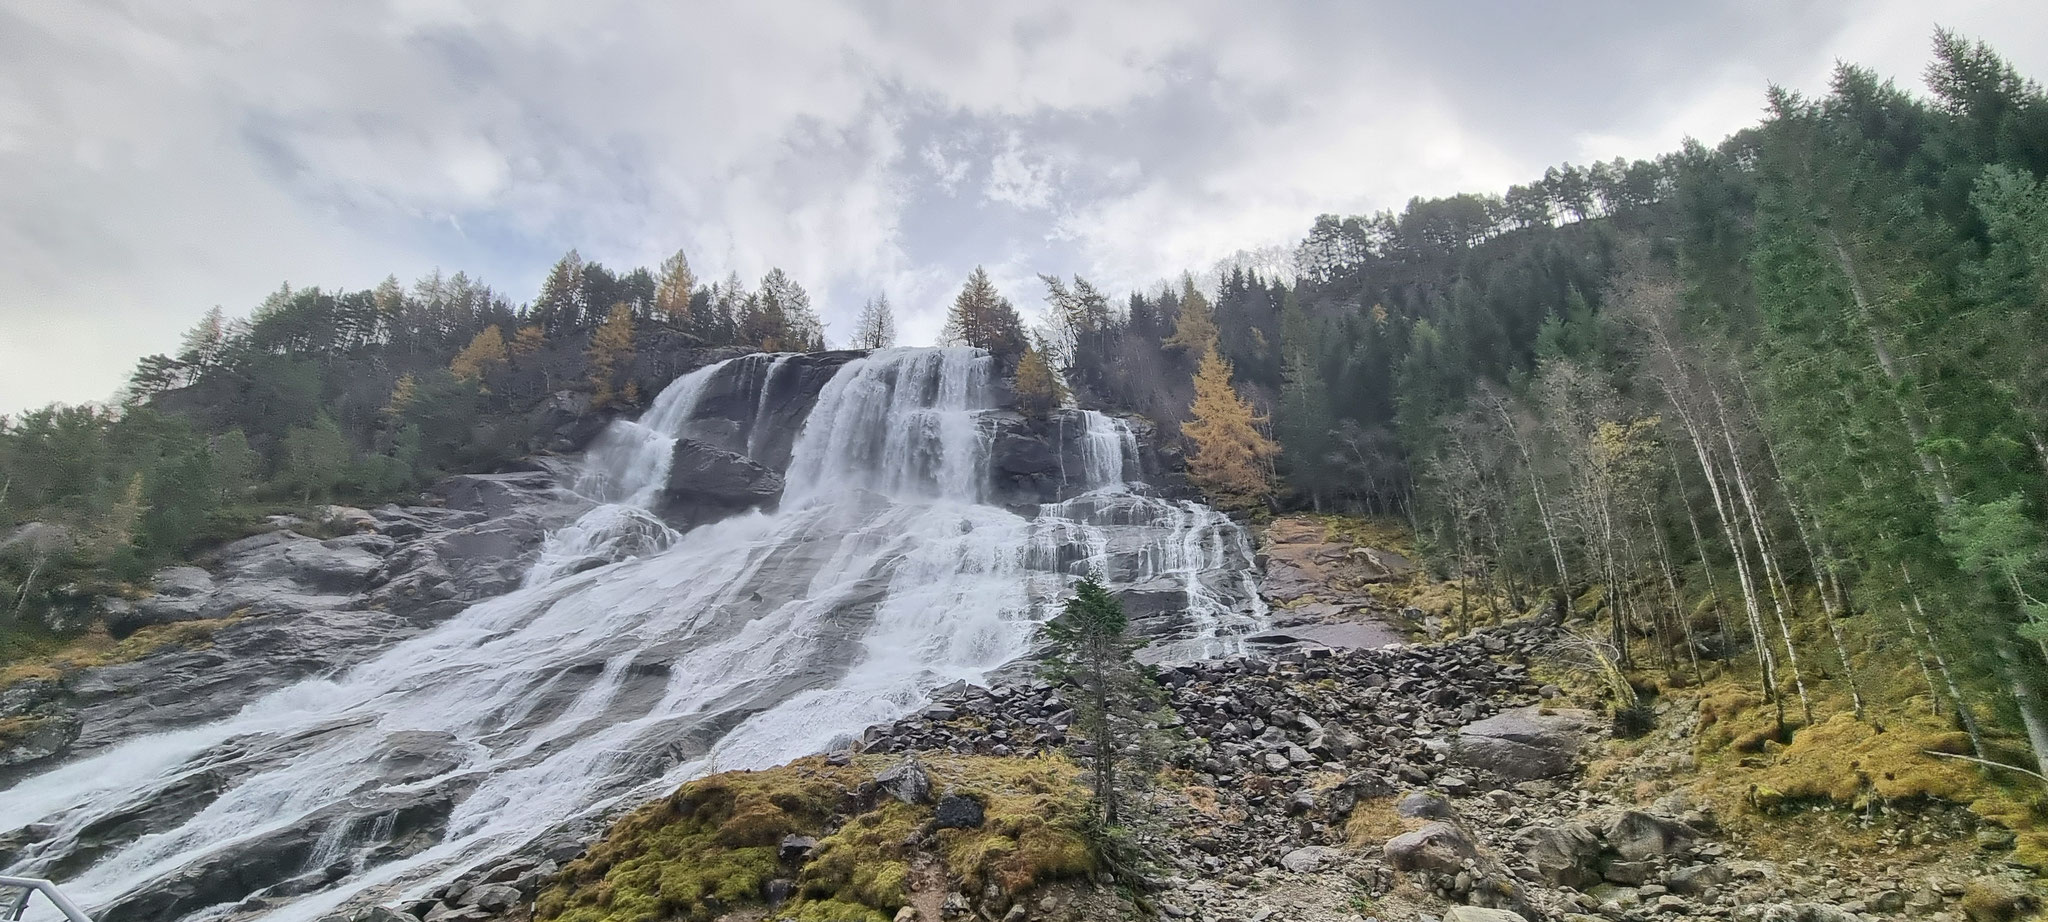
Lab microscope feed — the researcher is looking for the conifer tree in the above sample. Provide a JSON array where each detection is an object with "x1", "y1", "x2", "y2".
[
  {"x1": 941, "y1": 267, "x2": 1027, "y2": 358},
  {"x1": 1182, "y1": 345, "x2": 1278, "y2": 506},
  {"x1": 587, "y1": 304, "x2": 636, "y2": 406},
  {"x1": 1162, "y1": 276, "x2": 1218, "y2": 352},
  {"x1": 177, "y1": 307, "x2": 228, "y2": 368},
  {"x1": 449, "y1": 325, "x2": 508, "y2": 382},
  {"x1": 851, "y1": 294, "x2": 897, "y2": 350},
  {"x1": 532, "y1": 250, "x2": 587, "y2": 336},
  {"x1": 1013, "y1": 343, "x2": 1066, "y2": 419},
  {"x1": 1041, "y1": 578, "x2": 1158, "y2": 828},
  {"x1": 509, "y1": 325, "x2": 545, "y2": 360},
  {"x1": 654, "y1": 249, "x2": 695, "y2": 326}
]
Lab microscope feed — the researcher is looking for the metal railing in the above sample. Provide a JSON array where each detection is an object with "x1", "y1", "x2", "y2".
[{"x1": 0, "y1": 877, "x2": 94, "y2": 922}]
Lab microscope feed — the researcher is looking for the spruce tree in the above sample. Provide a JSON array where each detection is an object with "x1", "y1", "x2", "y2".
[{"x1": 1041, "y1": 577, "x2": 1157, "y2": 829}]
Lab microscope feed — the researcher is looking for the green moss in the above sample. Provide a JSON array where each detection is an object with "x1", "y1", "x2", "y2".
[{"x1": 539, "y1": 753, "x2": 1095, "y2": 922}]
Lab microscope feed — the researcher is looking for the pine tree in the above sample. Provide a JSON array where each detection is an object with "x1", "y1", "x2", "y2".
[
  {"x1": 758, "y1": 269, "x2": 824, "y2": 351},
  {"x1": 177, "y1": 307, "x2": 227, "y2": 368},
  {"x1": 449, "y1": 325, "x2": 508, "y2": 382},
  {"x1": 587, "y1": 303, "x2": 636, "y2": 406},
  {"x1": 851, "y1": 295, "x2": 897, "y2": 350},
  {"x1": 533, "y1": 250, "x2": 587, "y2": 335},
  {"x1": 941, "y1": 267, "x2": 1027, "y2": 357},
  {"x1": 654, "y1": 249, "x2": 695, "y2": 326},
  {"x1": 1182, "y1": 345, "x2": 1278, "y2": 507}
]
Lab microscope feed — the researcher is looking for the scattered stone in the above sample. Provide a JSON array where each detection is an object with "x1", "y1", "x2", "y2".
[
  {"x1": 1444, "y1": 908, "x2": 1528, "y2": 922},
  {"x1": 1279, "y1": 845, "x2": 1345, "y2": 873},
  {"x1": 934, "y1": 792, "x2": 986, "y2": 830},
  {"x1": 1385, "y1": 822, "x2": 1479, "y2": 875},
  {"x1": 877, "y1": 757, "x2": 933, "y2": 805}
]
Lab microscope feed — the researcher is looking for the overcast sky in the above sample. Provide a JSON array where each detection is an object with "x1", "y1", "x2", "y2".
[{"x1": 4, "y1": 1, "x2": 2045, "y2": 412}]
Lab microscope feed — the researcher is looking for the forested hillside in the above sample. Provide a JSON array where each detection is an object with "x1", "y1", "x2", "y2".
[{"x1": 1051, "y1": 31, "x2": 2048, "y2": 799}]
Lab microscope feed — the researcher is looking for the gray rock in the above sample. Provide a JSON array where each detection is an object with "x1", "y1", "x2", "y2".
[
  {"x1": 1279, "y1": 845, "x2": 1345, "y2": 873},
  {"x1": 1512, "y1": 822, "x2": 1602, "y2": 889},
  {"x1": 1665, "y1": 862, "x2": 1731, "y2": 895},
  {"x1": 458, "y1": 883, "x2": 521, "y2": 913},
  {"x1": 1759, "y1": 904, "x2": 1862, "y2": 922},
  {"x1": 1398, "y1": 791, "x2": 1457, "y2": 820},
  {"x1": 934, "y1": 793, "x2": 985, "y2": 830},
  {"x1": 1605, "y1": 810, "x2": 1698, "y2": 861},
  {"x1": 1443, "y1": 909, "x2": 1528, "y2": 922},
  {"x1": 877, "y1": 757, "x2": 933, "y2": 805},
  {"x1": 1454, "y1": 706, "x2": 1598, "y2": 780},
  {"x1": 780, "y1": 834, "x2": 820, "y2": 861},
  {"x1": 1384, "y1": 821, "x2": 1478, "y2": 875}
]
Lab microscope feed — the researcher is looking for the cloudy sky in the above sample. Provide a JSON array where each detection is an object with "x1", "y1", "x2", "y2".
[{"x1": 4, "y1": 1, "x2": 2045, "y2": 412}]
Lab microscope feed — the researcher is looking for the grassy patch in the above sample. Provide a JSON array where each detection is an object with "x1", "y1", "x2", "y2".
[
  {"x1": 539, "y1": 753, "x2": 1095, "y2": 922},
  {"x1": 0, "y1": 615, "x2": 239, "y2": 689}
]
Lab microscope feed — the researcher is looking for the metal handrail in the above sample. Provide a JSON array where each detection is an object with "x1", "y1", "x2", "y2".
[{"x1": 0, "y1": 877, "x2": 94, "y2": 922}]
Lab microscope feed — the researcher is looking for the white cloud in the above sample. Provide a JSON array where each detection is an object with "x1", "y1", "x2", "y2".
[{"x1": 6, "y1": 1, "x2": 2048, "y2": 410}]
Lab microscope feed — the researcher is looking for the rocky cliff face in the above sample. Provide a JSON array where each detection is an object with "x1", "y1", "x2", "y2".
[{"x1": 0, "y1": 465, "x2": 592, "y2": 787}]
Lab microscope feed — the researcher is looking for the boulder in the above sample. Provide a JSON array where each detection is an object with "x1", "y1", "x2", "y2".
[
  {"x1": 934, "y1": 793, "x2": 985, "y2": 830},
  {"x1": 1279, "y1": 845, "x2": 1345, "y2": 873},
  {"x1": 458, "y1": 883, "x2": 522, "y2": 913},
  {"x1": 1384, "y1": 821, "x2": 1478, "y2": 875},
  {"x1": 877, "y1": 757, "x2": 933, "y2": 805},
  {"x1": 658, "y1": 439, "x2": 784, "y2": 528},
  {"x1": 1454, "y1": 706, "x2": 1598, "y2": 780},
  {"x1": 1605, "y1": 810, "x2": 1698, "y2": 861},
  {"x1": 1398, "y1": 791, "x2": 1458, "y2": 821},
  {"x1": 1665, "y1": 862, "x2": 1732, "y2": 894},
  {"x1": 780, "y1": 835, "x2": 820, "y2": 861},
  {"x1": 1512, "y1": 822, "x2": 1603, "y2": 889}
]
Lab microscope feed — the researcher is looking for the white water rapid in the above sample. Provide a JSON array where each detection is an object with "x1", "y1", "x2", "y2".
[{"x1": 2, "y1": 347, "x2": 1264, "y2": 922}]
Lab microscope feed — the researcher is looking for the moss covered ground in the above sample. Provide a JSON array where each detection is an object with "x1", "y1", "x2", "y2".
[{"x1": 537, "y1": 753, "x2": 1095, "y2": 922}]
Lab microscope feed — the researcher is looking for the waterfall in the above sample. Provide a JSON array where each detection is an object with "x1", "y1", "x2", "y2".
[{"x1": 1, "y1": 348, "x2": 1263, "y2": 922}]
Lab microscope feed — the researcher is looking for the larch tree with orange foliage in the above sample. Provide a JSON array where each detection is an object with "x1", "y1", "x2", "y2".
[
  {"x1": 1181, "y1": 344, "x2": 1278, "y2": 507},
  {"x1": 586, "y1": 304, "x2": 636, "y2": 407}
]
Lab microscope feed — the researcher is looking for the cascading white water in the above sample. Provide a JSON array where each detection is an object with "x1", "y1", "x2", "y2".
[{"x1": 2, "y1": 347, "x2": 1262, "y2": 922}]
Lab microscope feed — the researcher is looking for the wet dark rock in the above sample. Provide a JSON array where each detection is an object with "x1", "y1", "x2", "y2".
[
  {"x1": 658, "y1": 438, "x2": 785, "y2": 528},
  {"x1": 684, "y1": 351, "x2": 864, "y2": 471},
  {"x1": 934, "y1": 793, "x2": 986, "y2": 830},
  {"x1": 780, "y1": 835, "x2": 820, "y2": 861}
]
